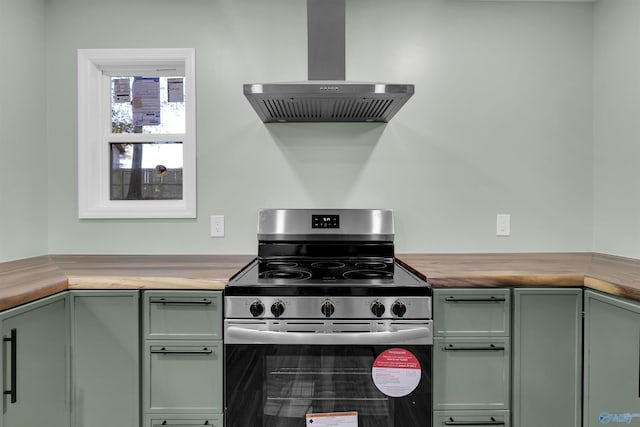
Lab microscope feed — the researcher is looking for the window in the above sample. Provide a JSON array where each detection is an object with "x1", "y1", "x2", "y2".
[{"x1": 77, "y1": 48, "x2": 196, "y2": 218}]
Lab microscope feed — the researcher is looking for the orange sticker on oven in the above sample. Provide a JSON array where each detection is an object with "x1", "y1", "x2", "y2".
[
  {"x1": 306, "y1": 412, "x2": 357, "y2": 426},
  {"x1": 371, "y1": 348, "x2": 421, "y2": 397}
]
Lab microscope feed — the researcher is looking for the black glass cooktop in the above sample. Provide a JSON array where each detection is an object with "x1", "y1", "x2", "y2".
[
  {"x1": 225, "y1": 258, "x2": 430, "y2": 297},
  {"x1": 259, "y1": 257, "x2": 394, "y2": 281}
]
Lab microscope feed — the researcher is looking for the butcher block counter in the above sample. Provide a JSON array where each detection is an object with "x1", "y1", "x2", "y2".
[
  {"x1": 0, "y1": 255, "x2": 252, "y2": 311},
  {"x1": 1, "y1": 252, "x2": 640, "y2": 311},
  {"x1": 399, "y1": 252, "x2": 640, "y2": 301},
  {"x1": 53, "y1": 254, "x2": 254, "y2": 289}
]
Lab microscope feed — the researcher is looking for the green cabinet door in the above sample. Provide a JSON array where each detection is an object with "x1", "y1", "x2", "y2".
[
  {"x1": 71, "y1": 291, "x2": 139, "y2": 427},
  {"x1": 584, "y1": 291, "x2": 640, "y2": 427},
  {"x1": 433, "y1": 289, "x2": 511, "y2": 337},
  {"x1": 143, "y1": 291, "x2": 222, "y2": 340},
  {"x1": 1, "y1": 294, "x2": 68, "y2": 427},
  {"x1": 512, "y1": 288, "x2": 582, "y2": 427},
  {"x1": 433, "y1": 336, "x2": 511, "y2": 411},
  {"x1": 143, "y1": 340, "x2": 223, "y2": 414}
]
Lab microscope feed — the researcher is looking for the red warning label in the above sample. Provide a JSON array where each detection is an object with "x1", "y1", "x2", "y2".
[{"x1": 371, "y1": 348, "x2": 421, "y2": 397}]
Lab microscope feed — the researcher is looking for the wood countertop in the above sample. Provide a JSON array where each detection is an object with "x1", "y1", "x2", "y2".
[
  {"x1": 398, "y1": 252, "x2": 640, "y2": 301},
  {"x1": 2, "y1": 252, "x2": 640, "y2": 310},
  {"x1": 52, "y1": 254, "x2": 254, "y2": 290},
  {"x1": 397, "y1": 252, "x2": 592, "y2": 287},
  {"x1": 0, "y1": 254, "x2": 252, "y2": 310},
  {"x1": 585, "y1": 253, "x2": 640, "y2": 301},
  {"x1": 0, "y1": 256, "x2": 68, "y2": 311}
]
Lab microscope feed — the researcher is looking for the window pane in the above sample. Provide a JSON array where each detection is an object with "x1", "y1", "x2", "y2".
[
  {"x1": 111, "y1": 76, "x2": 186, "y2": 134},
  {"x1": 110, "y1": 142, "x2": 183, "y2": 200}
]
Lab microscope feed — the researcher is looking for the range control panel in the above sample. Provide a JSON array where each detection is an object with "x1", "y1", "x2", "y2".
[
  {"x1": 312, "y1": 214, "x2": 340, "y2": 229},
  {"x1": 225, "y1": 296, "x2": 432, "y2": 320}
]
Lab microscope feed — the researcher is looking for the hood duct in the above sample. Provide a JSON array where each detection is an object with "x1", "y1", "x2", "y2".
[{"x1": 243, "y1": 0, "x2": 415, "y2": 123}]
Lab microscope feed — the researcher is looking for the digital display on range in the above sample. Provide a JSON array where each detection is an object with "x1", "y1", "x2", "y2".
[{"x1": 312, "y1": 215, "x2": 340, "y2": 229}]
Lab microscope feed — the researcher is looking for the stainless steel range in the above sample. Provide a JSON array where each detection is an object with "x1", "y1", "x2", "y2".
[{"x1": 224, "y1": 209, "x2": 432, "y2": 427}]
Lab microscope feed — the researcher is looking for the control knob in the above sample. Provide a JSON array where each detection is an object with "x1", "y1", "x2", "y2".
[
  {"x1": 392, "y1": 301, "x2": 407, "y2": 318},
  {"x1": 249, "y1": 301, "x2": 265, "y2": 318},
  {"x1": 371, "y1": 300, "x2": 386, "y2": 318},
  {"x1": 271, "y1": 300, "x2": 285, "y2": 318},
  {"x1": 321, "y1": 300, "x2": 335, "y2": 318}
]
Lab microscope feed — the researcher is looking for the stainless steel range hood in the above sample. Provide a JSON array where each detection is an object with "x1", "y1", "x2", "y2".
[{"x1": 243, "y1": 0, "x2": 414, "y2": 123}]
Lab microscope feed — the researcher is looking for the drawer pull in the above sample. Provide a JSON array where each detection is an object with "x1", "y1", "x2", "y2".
[
  {"x1": 151, "y1": 346, "x2": 214, "y2": 355},
  {"x1": 445, "y1": 417, "x2": 505, "y2": 426},
  {"x1": 150, "y1": 297, "x2": 212, "y2": 305},
  {"x1": 444, "y1": 296, "x2": 506, "y2": 303},
  {"x1": 3, "y1": 329, "x2": 17, "y2": 404},
  {"x1": 444, "y1": 344, "x2": 505, "y2": 351},
  {"x1": 155, "y1": 421, "x2": 211, "y2": 426}
]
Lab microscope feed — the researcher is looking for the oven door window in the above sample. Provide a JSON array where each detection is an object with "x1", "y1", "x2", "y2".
[{"x1": 226, "y1": 345, "x2": 431, "y2": 427}]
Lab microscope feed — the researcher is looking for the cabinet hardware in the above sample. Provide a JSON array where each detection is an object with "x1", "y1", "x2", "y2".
[
  {"x1": 444, "y1": 343, "x2": 505, "y2": 351},
  {"x1": 444, "y1": 416, "x2": 505, "y2": 426},
  {"x1": 3, "y1": 328, "x2": 17, "y2": 403},
  {"x1": 156, "y1": 422, "x2": 211, "y2": 426},
  {"x1": 150, "y1": 346, "x2": 213, "y2": 355},
  {"x1": 149, "y1": 297, "x2": 212, "y2": 305},
  {"x1": 444, "y1": 296, "x2": 506, "y2": 302}
]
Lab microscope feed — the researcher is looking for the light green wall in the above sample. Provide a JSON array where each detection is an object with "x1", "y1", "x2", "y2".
[
  {"x1": 0, "y1": 0, "x2": 48, "y2": 261},
  {"x1": 593, "y1": 0, "x2": 640, "y2": 258},
  {"x1": 40, "y1": 0, "x2": 594, "y2": 256}
]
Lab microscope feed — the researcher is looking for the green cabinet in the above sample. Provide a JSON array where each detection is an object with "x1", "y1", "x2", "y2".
[
  {"x1": 142, "y1": 291, "x2": 222, "y2": 340},
  {"x1": 0, "y1": 288, "x2": 225, "y2": 427},
  {"x1": 144, "y1": 340, "x2": 223, "y2": 413},
  {"x1": 1, "y1": 293, "x2": 69, "y2": 427},
  {"x1": 142, "y1": 290, "x2": 224, "y2": 422},
  {"x1": 70, "y1": 291, "x2": 139, "y2": 427},
  {"x1": 512, "y1": 288, "x2": 582, "y2": 427},
  {"x1": 584, "y1": 290, "x2": 640, "y2": 427},
  {"x1": 433, "y1": 288, "x2": 511, "y2": 424},
  {"x1": 433, "y1": 289, "x2": 511, "y2": 337},
  {"x1": 433, "y1": 336, "x2": 511, "y2": 411}
]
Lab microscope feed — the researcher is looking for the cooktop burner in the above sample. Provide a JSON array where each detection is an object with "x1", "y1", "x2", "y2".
[
  {"x1": 343, "y1": 270, "x2": 393, "y2": 280},
  {"x1": 258, "y1": 270, "x2": 313, "y2": 280}
]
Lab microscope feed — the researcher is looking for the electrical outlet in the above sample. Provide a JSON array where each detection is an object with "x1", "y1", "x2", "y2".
[
  {"x1": 211, "y1": 215, "x2": 225, "y2": 237},
  {"x1": 496, "y1": 214, "x2": 510, "y2": 237}
]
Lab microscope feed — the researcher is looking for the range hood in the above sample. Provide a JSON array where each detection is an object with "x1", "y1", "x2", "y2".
[{"x1": 243, "y1": 0, "x2": 415, "y2": 123}]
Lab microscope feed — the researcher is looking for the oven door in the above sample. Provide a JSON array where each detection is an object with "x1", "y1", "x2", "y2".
[{"x1": 225, "y1": 320, "x2": 432, "y2": 427}]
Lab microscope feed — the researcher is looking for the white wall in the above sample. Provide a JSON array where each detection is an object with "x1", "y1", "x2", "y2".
[
  {"x1": 41, "y1": 0, "x2": 594, "y2": 256},
  {"x1": 0, "y1": 0, "x2": 48, "y2": 262},
  {"x1": 593, "y1": 0, "x2": 640, "y2": 258}
]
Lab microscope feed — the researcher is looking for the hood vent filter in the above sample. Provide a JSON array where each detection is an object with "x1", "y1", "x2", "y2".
[{"x1": 257, "y1": 97, "x2": 397, "y2": 122}]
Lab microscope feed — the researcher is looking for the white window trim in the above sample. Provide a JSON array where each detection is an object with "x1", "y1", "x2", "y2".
[{"x1": 77, "y1": 48, "x2": 196, "y2": 219}]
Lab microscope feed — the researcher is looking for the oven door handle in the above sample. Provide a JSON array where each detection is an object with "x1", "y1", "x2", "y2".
[{"x1": 225, "y1": 326, "x2": 432, "y2": 345}]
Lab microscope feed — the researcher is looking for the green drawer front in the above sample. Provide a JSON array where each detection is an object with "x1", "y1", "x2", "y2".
[
  {"x1": 434, "y1": 410, "x2": 510, "y2": 427},
  {"x1": 434, "y1": 289, "x2": 511, "y2": 337},
  {"x1": 143, "y1": 291, "x2": 222, "y2": 340},
  {"x1": 144, "y1": 340, "x2": 223, "y2": 413},
  {"x1": 146, "y1": 414, "x2": 223, "y2": 427},
  {"x1": 433, "y1": 337, "x2": 511, "y2": 411}
]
